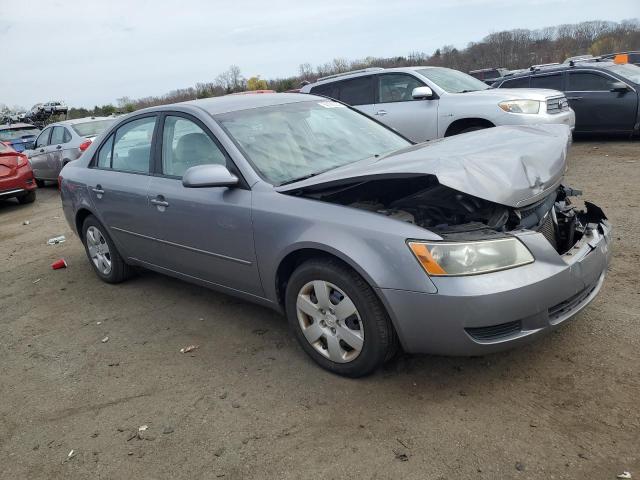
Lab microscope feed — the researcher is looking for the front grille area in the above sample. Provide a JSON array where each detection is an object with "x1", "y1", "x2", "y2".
[
  {"x1": 548, "y1": 283, "x2": 597, "y2": 320},
  {"x1": 466, "y1": 320, "x2": 522, "y2": 341},
  {"x1": 546, "y1": 96, "x2": 570, "y2": 114},
  {"x1": 539, "y1": 213, "x2": 557, "y2": 249}
]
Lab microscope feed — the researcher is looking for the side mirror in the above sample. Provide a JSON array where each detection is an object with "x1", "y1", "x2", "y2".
[
  {"x1": 610, "y1": 81, "x2": 630, "y2": 93},
  {"x1": 182, "y1": 164, "x2": 238, "y2": 188},
  {"x1": 412, "y1": 86, "x2": 434, "y2": 100}
]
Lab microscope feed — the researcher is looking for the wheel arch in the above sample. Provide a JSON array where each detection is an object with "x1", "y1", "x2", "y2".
[
  {"x1": 274, "y1": 245, "x2": 381, "y2": 309},
  {"x1": 444, "y1": 117, "x2": 495, "y2": 137},
  {"x1": 75, "y1": 207, "x2": 94, "y2": 240}
]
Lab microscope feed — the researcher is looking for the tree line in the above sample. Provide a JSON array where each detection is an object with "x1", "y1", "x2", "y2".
[{"x1": 60, "y1": 18, "x2": 639, "y2": 119}]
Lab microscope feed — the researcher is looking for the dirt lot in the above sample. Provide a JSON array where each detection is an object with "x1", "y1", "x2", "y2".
[{"x1": 1, "y1": 140, "x2": 638, "y2": 479}]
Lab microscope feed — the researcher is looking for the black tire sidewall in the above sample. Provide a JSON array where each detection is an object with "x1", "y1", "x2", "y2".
[{"x1": 285, "y1": 260, "x2": 391, "y2": 377}]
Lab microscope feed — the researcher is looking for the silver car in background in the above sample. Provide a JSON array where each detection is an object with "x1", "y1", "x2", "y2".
[
  {"x1": 27, "y1": 117, "x2": 114, "y2": 186},
  {"x1": 301, "y1": 66, "x2": 575, "y2": 143},
  {"x1": 59, "y1": 94, "x2": 610, "y2": 377}
]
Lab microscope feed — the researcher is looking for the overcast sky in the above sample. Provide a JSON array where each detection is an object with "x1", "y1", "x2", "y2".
[{"x1": 1, "y1": 0, "x2": 638, "y2": 108}]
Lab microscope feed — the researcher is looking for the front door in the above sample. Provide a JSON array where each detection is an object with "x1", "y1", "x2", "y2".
[
  {"x1": 144, "y1": 114, "x2": 262, "y2": 296},
  {"x1": 566, "y1": 70, "x2": 637, "y2": 133},
  {"x1": 29, "y1": 127, "x2": 52, "y2": 179},
  {"x1": 373, "y1": 73, "x2": 438, "y2": 142},
  {"x1": 85, "y1": 115, "x2": 158, "y2": 263}
]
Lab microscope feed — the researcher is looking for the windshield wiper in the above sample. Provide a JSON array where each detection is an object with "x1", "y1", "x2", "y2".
[
  {"x1": 278, "y1": 172, "x2": 323, "y2": 186},
  {"x1": 460, "y1": 89, "x2": 478, "y2": 93}
]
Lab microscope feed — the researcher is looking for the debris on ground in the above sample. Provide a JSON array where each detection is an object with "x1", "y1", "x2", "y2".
[
  {"x1": 213, "y1": 447, "x2": 225, "y2": 457},
  {"x1": 101, "y1": 336, "x2": 109, "y2": 343},
  {"x1": 219, "y1": 392, "x2": 228, "y2": 399},
  {"x1": 47, "y1": 235, "x2": 66, "y2": 245},
  {"x1": 32, "y1": 278, "x2": 41, "y2": 284},
  {"x1": 162, "y1": 426, "x2": 174, "y2": 434},
  {"x1": 180, "y1": 345, "x2": 199, "y2": 353},
  {"x1": 393, "y1": 447, "x2": 410, "y2": 461},
  {"x1": 51, "y1": 258, "x2": 67, "y2": 270},
  {"x1": 617, "y1": 472, "x2": 632, "y2": 479},
  {"x1": 252, "y1": 329, "x2": 268, "y2": 335},
  {"x1": 67, "y1": 449, "x2": 76, "y2": 459},
  {"x1": 138, "y1": 425, "x2": 148, "y2": 432},
  {"x1": 23, "y1": 220, "x2": 30, "y2": 225},
  {"x1": 515, "y1": 461, "x2": 525, "y2": 471},
  {"x1": 96, "y1": 321, "x2": 102, "y2": 325}
]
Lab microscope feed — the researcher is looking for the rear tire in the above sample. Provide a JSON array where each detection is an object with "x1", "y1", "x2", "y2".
[
  {"x1": 81, "y1": 215, "x2": 133, "y2": 283},
  {"x1": 17, "y1": 190, "x2": 36, "y2": 204},
  {"x1": 285, "y1": 258, "x2": 397, "y2": 377}
]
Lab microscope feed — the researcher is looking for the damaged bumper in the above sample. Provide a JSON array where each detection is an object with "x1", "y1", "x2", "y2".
[{"x1": 378, "y1": 216, "x2": 612, "y2": 356}]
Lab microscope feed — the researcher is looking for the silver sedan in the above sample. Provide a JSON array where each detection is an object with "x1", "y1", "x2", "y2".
[
  {"x1": 59, "y1": 94, "x2": 611, "y2": 377},
  {"x1": 27, "y1": 117, "x2": 114, "y2": 186}
]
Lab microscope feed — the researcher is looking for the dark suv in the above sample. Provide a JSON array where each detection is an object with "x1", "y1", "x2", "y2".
[{"x1": 493, "y1": 61, "x2": 640, "y2": 135}]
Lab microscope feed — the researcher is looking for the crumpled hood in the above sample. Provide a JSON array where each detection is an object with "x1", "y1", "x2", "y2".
[{"x1": 277, "y1": 124, "x2": 571, "y2": 208}]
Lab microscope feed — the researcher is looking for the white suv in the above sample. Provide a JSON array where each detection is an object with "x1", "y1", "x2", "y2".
[{"x1": 300, "y1": 66, "x2": 575, "y2": 143}]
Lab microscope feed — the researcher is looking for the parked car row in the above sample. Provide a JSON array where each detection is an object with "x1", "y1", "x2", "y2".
[
  {"x1": 300, "y1": 66, "x2": 575, "y2": 142},
  {"x1": 0, "y1": 142, "x2": 37, "y2": 204}
]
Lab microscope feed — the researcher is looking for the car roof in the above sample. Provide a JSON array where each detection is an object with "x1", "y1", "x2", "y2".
[
  {"x1": 0, "y1": 122, "x2": 39, "y2": 130},
  {"x1": 135, "y1": 93, "x2": 321, "y2": 116},
  {"x1": 499, "y1": 60, "x2": 618, "y2": 80},
  {"x1": 50, "y1": 116, "x2": 114, "y2": 126},
  {"x1": 306, "y1": 66, "x2": 447, "y2": 88}
]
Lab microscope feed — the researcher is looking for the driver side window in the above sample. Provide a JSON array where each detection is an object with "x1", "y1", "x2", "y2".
[
  {"x1": 377, "y1": 74, "x2": 424, "y2": 103},
  {"x1": 36, "y1": 128, "x2": 51, "y2": 148},
  {"x1": 161, "y1": 116, "x2": 226, "y2": 177}
]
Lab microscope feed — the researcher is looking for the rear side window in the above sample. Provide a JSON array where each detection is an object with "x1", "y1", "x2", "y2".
[
  {"x1": 500, "y1": 76, "x2": 530, "y2": 88},
  {"x1": 97, "y1": 135, "x2": 114, "y2": 168},
  {"x1": 338, "y1": 76, "x2": 374, "y2": 106},
  {"x1": 111, "y1": 117, "x2": 156, "y2": 173},
  {"x1": 567, "y1": 72, "x2": 617, "y2": 91},
  {"x1": 50, "y1": 126, "x2": 65, "y2": 145},
  {"x1": 310, "y1": 83, "x2": 339, "y2": 99},
  {"x1": 63, "y1": 128, "x2": 72, "y2": 143},
  {"x1": 531, "y1": 74, "x2": 563, "y2": 90}
]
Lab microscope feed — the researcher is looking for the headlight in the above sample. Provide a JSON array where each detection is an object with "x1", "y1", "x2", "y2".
[
  {"x1": 498, "y1": 99, "x2": 540, "y2": 114},
  {"x1": 407, "y1": 238, "x2": 534, "y2": 276}
]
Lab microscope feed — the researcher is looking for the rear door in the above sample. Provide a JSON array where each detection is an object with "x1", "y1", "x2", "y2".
[
  {"x1": 29, "y1": 127, "x2": 52, "y2": 179},
  {"x1": 566, "y1": 70, "x2": 637, "y2": 133},
  {"x1": 372, "y1": 72, "x2": 438, "y2": 142},
  {"x1": 144, "y1": 113, "x2": 262, "y2": 296},
  {"x1": 85, "y1": 115, "x2": 158, "y2": 262},
  {"x1": 336, "y1": 75, "x2": 375, "y2": 116}
]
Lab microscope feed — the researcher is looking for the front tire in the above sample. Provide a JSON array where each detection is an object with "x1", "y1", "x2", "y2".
[
  {"x1": 81, "y1": 215, "x2": 133, "y2": 283},
  {"x1": 17, "y1": 190, "x2": 36, "y2": 204},
  {"x1": 285, "y1": 258, "x2": 397, "y2": 377}
]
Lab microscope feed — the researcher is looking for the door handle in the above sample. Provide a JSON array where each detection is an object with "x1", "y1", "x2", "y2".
[
  {"x1": 151, "y1": 196, "x2": 169, "y2": 211},
  {"x1": 375, "y1": 110, "x2": 388, "y2": 116},
  {"x1": 92, "y1": 185, "x2": 104, "y2": 198},
  {"x1": 39, "y1": 148, "x2": 44, "y2": 153},
  {"x1": 56, "y1": 145, "x2": 62, "y2": 150}
]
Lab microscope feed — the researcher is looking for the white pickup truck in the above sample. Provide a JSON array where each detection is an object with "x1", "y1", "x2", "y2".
[{"x1": 300, "y1": 66, "x2": 575, "y2": 143}]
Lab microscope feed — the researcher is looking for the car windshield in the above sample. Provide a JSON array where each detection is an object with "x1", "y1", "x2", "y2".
[
  {"x1": 0, "y1": 127, "x2": 40, "y2": 141},
  {"x1": 215, "y1": 100, "x2": 410, "y2": 185},
  {"x1": 71, "y1": 119, "x2": 115, "y2": 138},
  {"x1": 606, "y1": 63, "x2": 640, "y2": 84},
  {"x1": 418, "y1": 67, "x2": 490, "y2": 93}
]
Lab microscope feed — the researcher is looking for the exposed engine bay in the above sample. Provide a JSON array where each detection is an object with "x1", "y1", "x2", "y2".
[{"x1": 291, "y1": 176, "x2": 607, "y2": 255}]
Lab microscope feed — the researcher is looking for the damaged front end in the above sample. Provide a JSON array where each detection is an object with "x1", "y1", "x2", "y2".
[{"x1": 288, "y1": 175, "x2": 607, "y2": 256}]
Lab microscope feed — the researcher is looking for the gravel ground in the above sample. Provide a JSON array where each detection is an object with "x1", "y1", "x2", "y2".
[{"x1": 1, "y1": 139, "x2": 638, "y2": 479}]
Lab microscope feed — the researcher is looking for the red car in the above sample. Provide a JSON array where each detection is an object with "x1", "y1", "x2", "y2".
[{"x1": 0, "y1": 142, "x2": 37, "y2": 204}]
